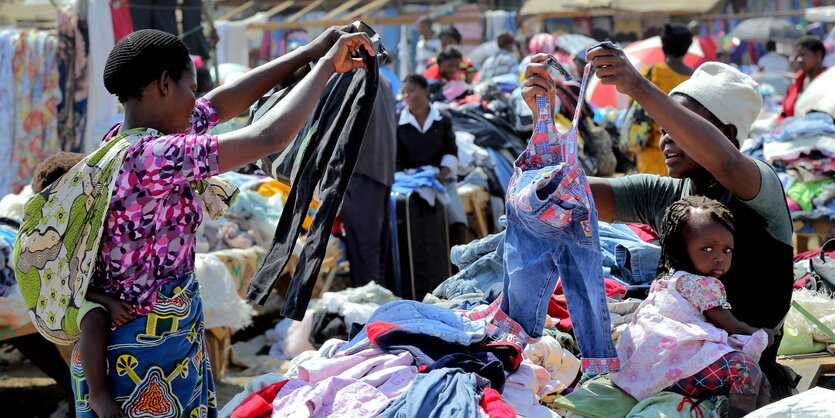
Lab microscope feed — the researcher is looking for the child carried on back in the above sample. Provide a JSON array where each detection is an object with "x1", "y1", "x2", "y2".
[{"x1": 612, "y1": 196, "x2": 779, "y2": 417}]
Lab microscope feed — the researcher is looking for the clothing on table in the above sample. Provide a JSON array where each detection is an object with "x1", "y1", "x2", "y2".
[
  {"x1": 343, "y1": 77, "x2": 396, "y2": 287},
  {"x1": 397, "y1": 103, "x2": 459, "y2": 177},
  {"x1": 782, "y1": 68, "x2": 828, "y2": 118},
  {"x1": 376, "y1": 367, "x2": 484, "y2": 418},
  {"x1": 415, "y1": 36, "x2": 441, "y2": 74},
  {"x1": 247, "y1": 53, "x2": 379, "y2": 320},
  {"x1": 468, "y1": 62, "x2": 619, "y2": 375},
  {"x1": 91, "y1": 98, "x2": 228, "y2": 314},
  {"x1": 668, "y1": 351, "x2": 770, "y2": 399},
  {"x1": 758, "y1": 52, "x2": 792, "y2": 74},
  {"x1": 71, "y1": 275, "x2": 216, "y2": 417},
  {"x1": 479, "y1": 49, "x2": 519, "y2": 81},
  {"x1": 638, "y1": 62, "x2": 691, "y2": 176},
  {"x1": 609, "y1": 159, "x2": 793, "y2": 379},
  {"x1": 613, "y1": 271, "x2": 769, "y2": 400}
]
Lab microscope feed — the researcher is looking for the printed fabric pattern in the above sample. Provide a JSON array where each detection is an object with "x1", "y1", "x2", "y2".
[
  {"x1": 94, "y1": 98, "x2": 238, "y2": 315},
  {"x1": 612, "y1": 270, "x2": 769, "y2": 400},
  {"x1": 13, "y1": 99, "x2": 237, "y2": 345},
  {"x1": 71, "y1": 274, "x2": 218, "y2": 418}
]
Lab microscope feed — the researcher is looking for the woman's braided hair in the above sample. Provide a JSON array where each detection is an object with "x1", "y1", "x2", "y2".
[
  {"x1": 103, "y1": 29, "x2": 192, "y2": 103},
  {"x1": 658, "y1": 195, "x2": 735, "y2": 274}
]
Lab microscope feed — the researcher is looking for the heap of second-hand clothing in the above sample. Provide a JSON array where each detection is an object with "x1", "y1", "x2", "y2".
[
  {"x1": 221, "y1": 300, "x2": 582, "y2": 418},
  {"x1": 743, "y1": 112, "x2": 835, "y2": 219}
]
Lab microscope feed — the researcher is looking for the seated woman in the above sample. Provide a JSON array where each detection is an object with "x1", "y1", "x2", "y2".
[{"x1": 397, "y1": 74, "x2": 468, "y2": 246}]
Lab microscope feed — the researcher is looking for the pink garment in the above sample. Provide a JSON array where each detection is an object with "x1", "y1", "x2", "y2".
[
  {"x1": 612, "y1": 271, "x2": 768, "y2": 400},
  {"x1": 92, "y1": 98, "x2": 220, "y2": 313},
  {"x1": 787, "y1": 196, "x2": 802, "y2": 212},
  {"x1": 272, "y1": 377, "x2": 392, "y2": 418}
]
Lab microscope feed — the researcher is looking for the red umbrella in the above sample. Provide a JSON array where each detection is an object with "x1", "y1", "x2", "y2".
[
  {"x1": 585, "y1": 36, "x2": 713, "y2": 109},
  {"x1": 624, "y1": 36, "x2": 710, "y2": 69}
]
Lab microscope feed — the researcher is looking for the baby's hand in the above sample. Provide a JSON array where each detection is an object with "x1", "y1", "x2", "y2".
[
  {"x1": 761, "y1": 328, "x2": 781, "y2": 347},
  {"x1": 107, "y1": 300, "x2": 136, "y2": 328}
]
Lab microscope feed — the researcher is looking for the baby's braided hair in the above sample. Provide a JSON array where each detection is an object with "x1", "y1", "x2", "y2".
[
  {"x1": 103, "y1": 29, "x2": 192, "y2": 103},
  {"x1": 658, "y1": 195, "x2": 735, "y2": 274}
]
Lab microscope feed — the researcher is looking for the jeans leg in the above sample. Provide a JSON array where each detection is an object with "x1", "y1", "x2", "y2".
[{"x1": 556, "y1": 215, "x2": 620, "y2": 375}]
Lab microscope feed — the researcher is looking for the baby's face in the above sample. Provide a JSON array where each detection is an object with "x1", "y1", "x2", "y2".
[{"x1": 683, "y1": 213, "x2": 734, "y2": 278}]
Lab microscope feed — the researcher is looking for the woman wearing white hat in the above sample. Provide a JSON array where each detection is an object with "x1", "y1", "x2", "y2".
[{"x1": 521, "y1": 47, "x2": 795, "y2": 402}]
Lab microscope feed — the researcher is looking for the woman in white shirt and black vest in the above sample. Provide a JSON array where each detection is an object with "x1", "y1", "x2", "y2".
[{"x1": 397, "y1": 74, "x2": 468, "y2": 246}]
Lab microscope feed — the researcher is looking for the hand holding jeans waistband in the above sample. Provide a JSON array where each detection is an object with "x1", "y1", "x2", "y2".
[{"x1": 521, "y1": 54, "x2": 558, "y2": 118}]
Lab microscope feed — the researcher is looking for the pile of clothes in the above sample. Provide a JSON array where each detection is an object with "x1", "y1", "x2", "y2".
[
  {"x1": 221, "y1": 300, "x2": 581, "y2": 418},
  {"x1": 0, "y1": 187, "x2": 34, "y2": 329},
  {"x1": 743, "y1": 112, "x2": 835, "y2": 219}
]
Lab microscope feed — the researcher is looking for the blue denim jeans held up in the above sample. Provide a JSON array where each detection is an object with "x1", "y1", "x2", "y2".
[{"x1": 499, "y1": 62, "x2": 619, "y2": 375}]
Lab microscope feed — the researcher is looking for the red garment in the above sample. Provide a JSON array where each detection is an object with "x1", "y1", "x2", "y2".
[
  {"x1": 793, "y1": 247, "x2": 835, "y2": 262},
  {"x1": 548, "y1": 278, "x2": 626, "y2": 331},
  {"x1": 365, "y1": 321, "x2": 400, "y2": 344},
  {"x1": 627, "y1": 223, "x2": 660, "y2": 243},
  {"x1": 782, "y1": 68, "x2": 828, "y2": 118},
  {"x1": 231, "y1": 380, "x2": 288, "y2": 418},
  {"x1": 697, "y1": 36, "x2": 718, "y2": 62},
  {"x1": 110, "y1": 0, "x2": 134, "y2": 42},
  {"x1": 480, "y1": 387, "x2": 516, "y2": 418},
  {"x1": 422, "y1": 57, "x2": 476, "y2": 81}
]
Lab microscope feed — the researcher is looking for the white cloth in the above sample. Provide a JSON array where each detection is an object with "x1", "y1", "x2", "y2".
[
  {"x1": 399, "y1": 25, "x2": 412, "y2": 78},
  {"x1": 0, "y1": 186, "x2": 34, "y2": 222},
  {"x1": 214, "y1": 13, "x2": 268, "y2": 66},
  {"x1": 746, "y1": 387, "x2": 835, "y2": 417},
  {"x1": 415, "y1": 36, "x2": 441, "y2": 74},
  {"x1": 758, "y1": 52, "x2": 792, "y2": 74},
  {"x1": 193, "y1": 254, "x2": 254, "y2": 330},
  {"x1": 502, "y1": 362, "x2": 562, "y2": 418},
  {"x1": 524, "y1": 335, "x2": 582, "y2": 396},
  {"x1": 85, "y1": 0, "x2": 120, "y2": 152},
  {"x1": 0, "y1": 29, "x2": 16, "y2": 195},
  {"x1": 669, "y1": 62, "x2": 763, "y2": 142}
]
